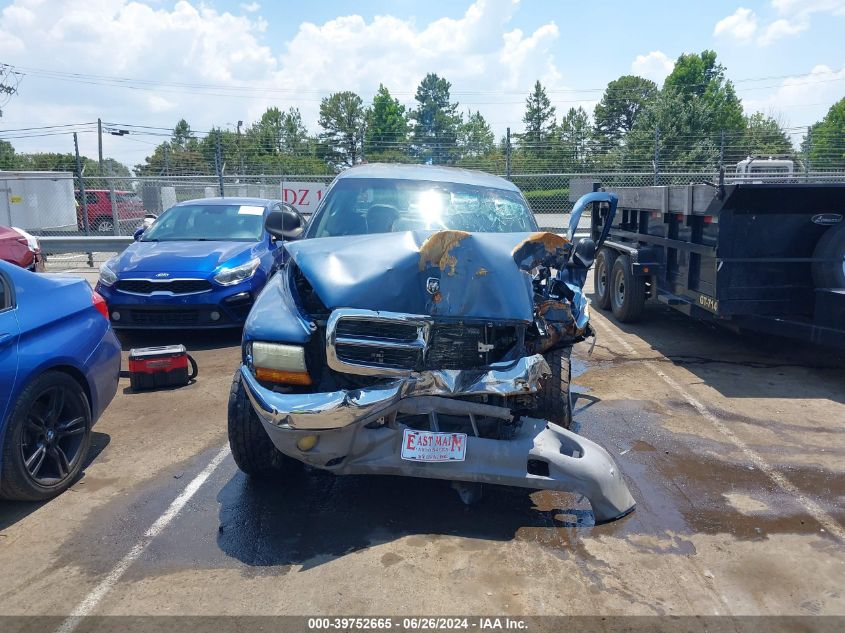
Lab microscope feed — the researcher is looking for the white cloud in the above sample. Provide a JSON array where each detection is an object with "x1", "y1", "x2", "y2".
[
  {"x1": 631, "y1": 51, "x2": 674, "y2": 84},
  {"x1": 0, "y1": 0, "x2": 570, "y2": 167},
  {"x1": 239, "y1": 2, "x2": 261, "y2": 12},
  {"x1": 757, "y1": 18, "x2": 807, "y2": 45},
  {"x1": 714, "y1": 7, "x2": 758, "y2": 41},
  {"x1": 715, "y1": 0, "x2": 845, "y2": 46},
  {"x1": 743, "y1": 63, "x2": 845, "y2": 129}
]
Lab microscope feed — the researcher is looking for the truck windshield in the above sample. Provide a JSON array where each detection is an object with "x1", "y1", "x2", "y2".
[
  {"x1": 307, "y1": 178, "x2": 537, "y2": 237},
  {"x1": 141, "y1": 204, "x2": 265, "y2": 242}
]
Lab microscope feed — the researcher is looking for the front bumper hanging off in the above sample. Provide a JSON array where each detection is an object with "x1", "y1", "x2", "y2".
[{"x1": 239, "y1": 357, "x2": 636, "y2": 523}]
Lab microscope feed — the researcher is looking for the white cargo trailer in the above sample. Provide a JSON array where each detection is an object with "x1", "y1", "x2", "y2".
[{"x1": 0, "y1": 171, "x2": 77, "y2": 231}]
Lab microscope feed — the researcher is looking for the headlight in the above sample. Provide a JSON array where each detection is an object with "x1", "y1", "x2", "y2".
[
  {"x1": 251, "y1": 341, "x2": 312, "y2": 385},
  {"x1": 12, "y1": 227, "x2": 39, "y2": 252},
  {"x1": 214, "y1": 258, "x2": 260, "y2": 286},
  {"x1": 99, "y1": 260, "x2": 118, "y2": 287}
]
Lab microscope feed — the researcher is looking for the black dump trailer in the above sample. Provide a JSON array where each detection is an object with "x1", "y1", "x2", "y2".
[{"x1": 570, "y1": 180, "x2": 845, "y2": 348}]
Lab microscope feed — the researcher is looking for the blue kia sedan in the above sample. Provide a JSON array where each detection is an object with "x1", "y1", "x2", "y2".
[
  {"x1": 0, "y1": 261, "x2": 121, "y2": 500},
  {"x1": 96, "y1": 198, "x2": 286, "y2": 329}
]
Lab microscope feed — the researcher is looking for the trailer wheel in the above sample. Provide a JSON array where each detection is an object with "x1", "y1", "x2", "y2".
[
  {"x1": 537, "y1": 347, "x2": 572, "y2": 430},
  {"x1": 593, "y1": 248, "x2": 617, "y2": 310},
  {"x1": 610, "y1": 254, "x2": 646, "y2": 322},
  {"x1": 812, "y1": 223, "x2": 845, "y2": 289}
]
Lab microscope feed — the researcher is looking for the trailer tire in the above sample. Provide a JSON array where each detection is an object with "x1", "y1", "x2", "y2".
[
  {"x1": 593, "y1": 248, "x2": 617, "y2": 310},
  {"x1": 227, "y1": 371, "x2": 301, "y2": 478},
  {"x1": 537, "y1": 347, "x2": 572, "y2": 430},
  {"x1": 812, "y1": 223, "x2": 845, "y2": 289},
  {"x1": 610, "y1": 254, "x2": 646, "y2": 322}
]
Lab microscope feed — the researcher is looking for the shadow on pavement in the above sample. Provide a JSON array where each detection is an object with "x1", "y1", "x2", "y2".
[
  {"x1": 0, "y1": 431, "x2": 110, "y2": 531},
  {"x1": 591, "y1": 297, "x2": 845, "y2": 402},
  {"x1": 216, "y1": 467, "x2": 598, "y2": 569}
]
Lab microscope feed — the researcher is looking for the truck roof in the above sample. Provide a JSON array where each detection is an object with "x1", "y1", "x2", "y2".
[{"x1": 336, "y1": 163, "x2": 520, "y2": 192}]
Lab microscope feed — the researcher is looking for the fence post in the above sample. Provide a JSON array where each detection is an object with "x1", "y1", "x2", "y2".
[
  {"x1": 73, "y1": 132, "x2": 93, "y2": 267},
  {"x1": 805, "y1": 125, "x2": 812, "y2": 177},
  {"x1": 653, "y1": 128, "x2": 660, "y2": 186},
  {"x1": 719, "y1": 130, "x2": 725, "y2": 173},
  {"x1": 505, "y1": 127, "x2": 512, "y2": 179},
  {"x1": 215, "y1": 134, "x2": 225, "y2": 197}
]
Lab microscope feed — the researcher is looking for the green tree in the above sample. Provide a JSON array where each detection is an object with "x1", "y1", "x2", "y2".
[
  {"x1": 737, "y1": 113, "x2": 793, "y2": 162},
  {"x1": 593, "y1": 75, "x2": 657, "y2": 148},
  {"x1": 410, "y1": 73, "x2": 461, "y2": 164},
  {"x1": 280, "y1": 107, "x2": 309, "y2": 153},
  {"x1": 319, "y1": 91, "x2": 365, "y2": 168},
  {"x1": 458, "y1": 110, "x2": 495, "y2": 158},
  {"x1": 804, "y1": 97, "x2": 845, "y2": 170},
  {"x1": 624, "y1": 50, "x2": 745, "y2": 171},
  {"x1": 521, "y1": 80, "x2": 557, "y2": 152},
  {"x1": 365, "y1": 84, "x2": 408, "y2": 155},
  {"x1": 135, "y1": 119, "x2": 205, "y2": 175},
  {"x1": 0, "y1": 139, "x2": 15, "y2": 169},
  {"x1": 557, "y1": 107, "x2": 592, "y2": 170}
]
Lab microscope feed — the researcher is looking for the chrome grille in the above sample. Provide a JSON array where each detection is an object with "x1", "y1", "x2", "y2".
[
  {"x1": 326, "y1": 309, "x2": 517, "y2": 376},
  {"x1": 116, "y1": 278, "x2": 212, "y2": 295}
]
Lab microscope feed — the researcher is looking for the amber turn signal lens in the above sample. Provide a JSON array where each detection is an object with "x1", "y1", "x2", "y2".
[
  {"x1": 296, "y1": 435, "x2": 319, "y2": 452},
  {"x1": 255, "y1": 367, "x2": 313, "y2": 385}
]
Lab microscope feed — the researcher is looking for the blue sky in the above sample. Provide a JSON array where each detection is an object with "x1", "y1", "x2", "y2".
[{"x1": 0, "y1": 0, "x2": 843, "y2": 167}]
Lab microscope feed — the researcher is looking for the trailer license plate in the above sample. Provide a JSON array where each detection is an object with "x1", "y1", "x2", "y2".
[{"x1": 401, "y1": 429, "x2": 467, "y2": 462}]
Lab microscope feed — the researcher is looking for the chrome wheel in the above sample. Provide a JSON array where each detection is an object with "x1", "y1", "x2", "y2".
[
  {"x1": 596, "y1": 259, "x2": 608, "y2": 299},
  {"x1": 96, "y1": 219, "x2": 114, "y2": 233},
  {"x1": 20, "y1": 385, "x2": 88, "y2": 487},
  {"x1": 612, "y1": 266, "x2": 626, "y2": 308}
]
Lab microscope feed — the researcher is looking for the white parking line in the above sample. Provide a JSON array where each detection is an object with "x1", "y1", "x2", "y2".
[
  {"x1": 55, "y1": 444, "x2": 231, "y2": 633},
  {"x1": 591, "y1": 315, "x2": 845, "y2": 543}
]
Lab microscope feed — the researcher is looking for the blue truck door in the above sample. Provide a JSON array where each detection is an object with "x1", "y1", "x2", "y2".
[{"x1": 0, "y1": 269, "x2": 21, "y2": 424}]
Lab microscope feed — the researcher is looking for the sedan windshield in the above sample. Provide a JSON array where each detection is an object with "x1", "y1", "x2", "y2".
[
  {"x1": 307, "y1": 178, "x2": 537, "y2": 238},
  {"x1": 141, "y1": 204, "x2": 265, "y2": 242}
]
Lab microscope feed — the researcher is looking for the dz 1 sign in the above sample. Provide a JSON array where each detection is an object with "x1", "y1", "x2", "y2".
[{"x1": 281, "y1": 181, "x2": 327, "y2": 213}]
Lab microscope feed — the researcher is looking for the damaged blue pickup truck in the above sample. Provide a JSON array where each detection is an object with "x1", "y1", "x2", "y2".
[{"x1": 228, "y1": 164, "x2": 635, "y2": 522}]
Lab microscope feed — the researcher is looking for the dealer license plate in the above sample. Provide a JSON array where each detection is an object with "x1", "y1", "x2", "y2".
[{"x1": 400, "y1": 429, "x2": 467, "y2": 462}]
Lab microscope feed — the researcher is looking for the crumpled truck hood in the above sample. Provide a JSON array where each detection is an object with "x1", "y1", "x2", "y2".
[{"x1": 285, "y1": 230, "x2": 571, "y2": 322}]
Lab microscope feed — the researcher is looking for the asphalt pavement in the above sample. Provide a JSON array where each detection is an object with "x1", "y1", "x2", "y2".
[{"x1": 0, "y1": 274, "x2": 843, "y2": 626}]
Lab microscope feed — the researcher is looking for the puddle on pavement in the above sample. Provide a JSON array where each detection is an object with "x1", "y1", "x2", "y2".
[{"x1": 36, "y1": 359, "x2": 844, "y2": 584}]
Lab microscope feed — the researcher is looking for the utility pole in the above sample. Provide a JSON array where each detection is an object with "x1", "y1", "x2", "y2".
[
  {"x1": 74, "y1": 132, "x2": 93, "y2": 267},
  {"x1": 98, "y1": 118, "x2": 119, "y2": 235},
  {"x1": 719, "y1": 130, "x2": 725, "y2": 172},
  {"x1": 237, "y1": 120, "x2": 245, "y2": 177},
  {"x1": 505, "y1": 127, "x2": 512, "y2": 179},
  {"x1": 97, "y1": 118, "x2": 104, "y2": 173}
]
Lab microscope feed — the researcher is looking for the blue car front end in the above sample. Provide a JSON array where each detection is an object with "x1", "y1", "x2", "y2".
[{"x1": 95, "y1": 198, "x2": 282, "y2": 329}]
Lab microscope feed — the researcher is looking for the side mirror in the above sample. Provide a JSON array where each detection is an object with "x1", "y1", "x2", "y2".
[
  {"x1": 133, "y1": 214, "x2": 158, "y2": 241},
  {"x1": 265, "y1": 204, "x2": 305, "y2": 241}
]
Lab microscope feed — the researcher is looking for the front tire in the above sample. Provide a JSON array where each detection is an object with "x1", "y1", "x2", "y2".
[
  {"x1": 227, "y1": 371, "x2": 301, "y2": 477},
  {"x1": 610, "y1": 254, "x2": 646, "y2": 322},
  {"x1": 0, "y1": 371, "x2": 92, "y2": 501},
  {"x1": 537, "y1": 347, "x2": 573, "y2": 430},
  {"x1": 594, "y1": 248, "x2": 617, "y2": 310}
]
